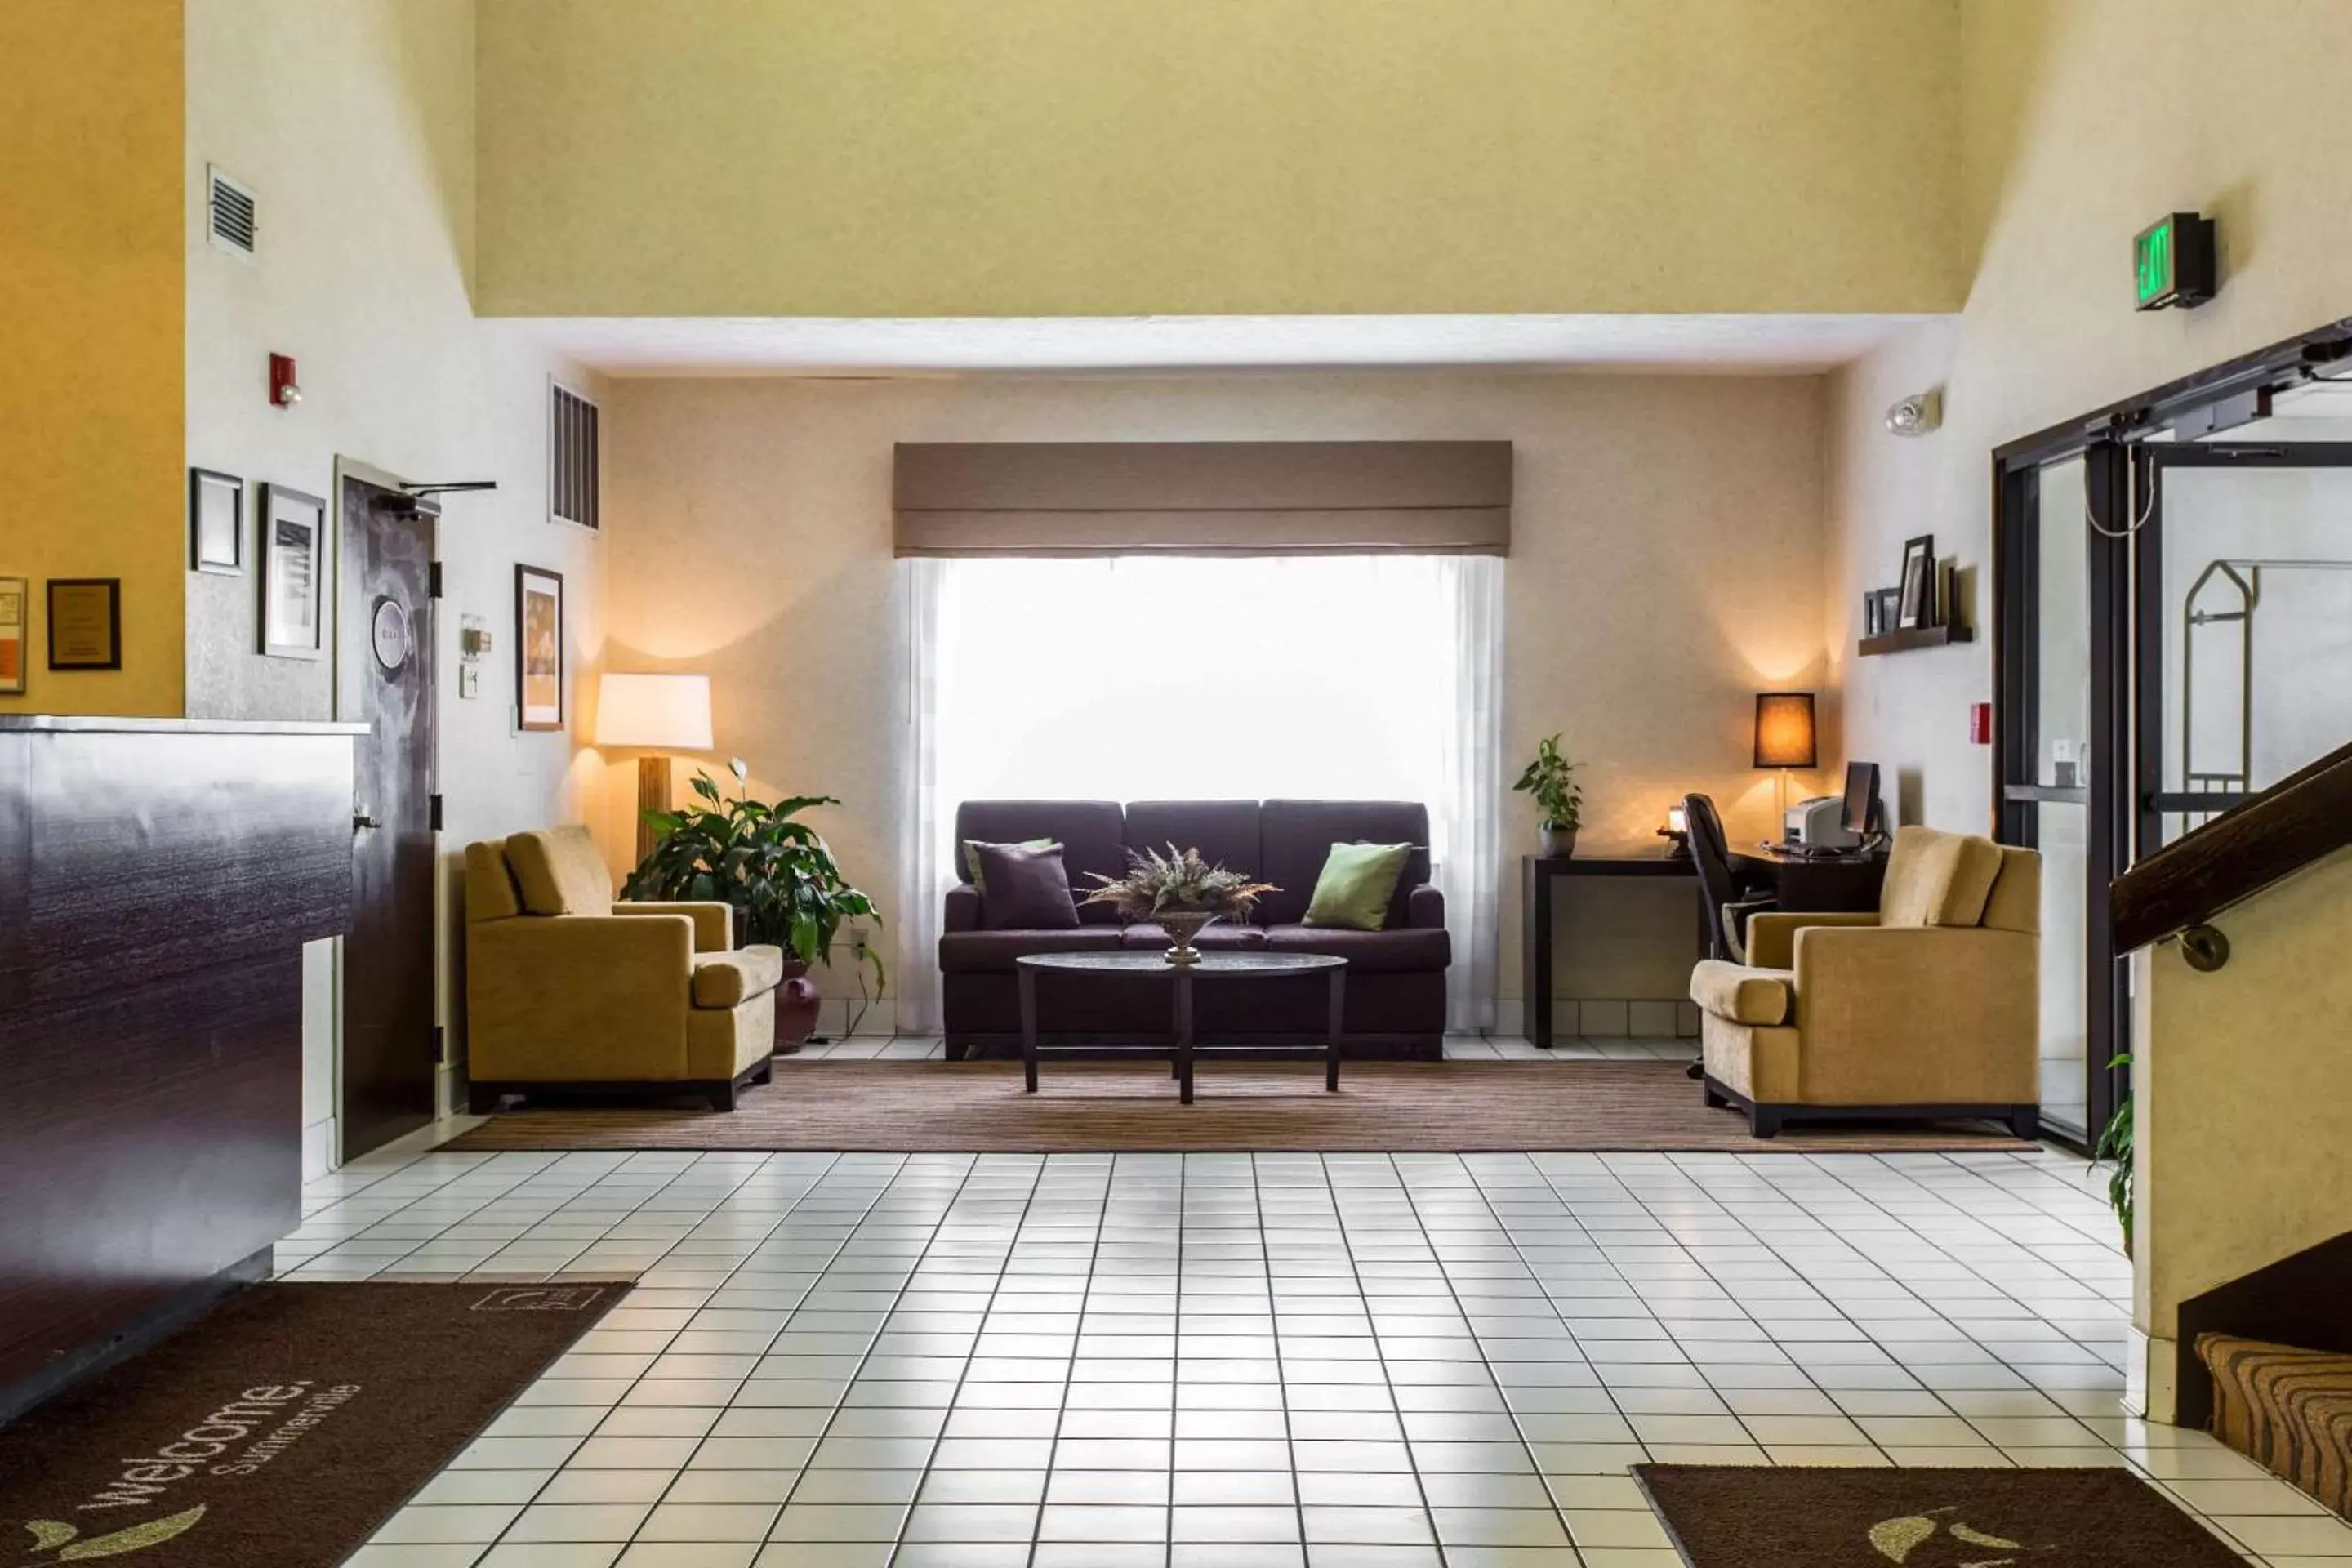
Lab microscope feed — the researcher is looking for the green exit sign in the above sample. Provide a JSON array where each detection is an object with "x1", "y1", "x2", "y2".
[{"x1": 2135, "y1": 212, "x2": 2216, "y2": 310}]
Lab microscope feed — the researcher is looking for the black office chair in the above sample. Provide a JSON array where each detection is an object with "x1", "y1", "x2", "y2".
[
  {"x1": 1682, "y1": 792, "x2": 1777, "y2": 1079},
  {"x1": 1683, "y1": 791, "x2": 1777, "y2": 965}
]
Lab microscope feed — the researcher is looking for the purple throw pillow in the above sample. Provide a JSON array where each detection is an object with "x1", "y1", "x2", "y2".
[{"x1": 973, "y1": 840, "x2": 1080, "y2": 931}]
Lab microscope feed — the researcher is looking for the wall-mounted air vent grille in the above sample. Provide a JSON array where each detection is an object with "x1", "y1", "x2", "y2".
[
  {"x1": 206, "y1": 165, "x2": 256, "y2": 257},
  {"x1": 550, "y1": 381, "x2": 600, "y2": 530}
]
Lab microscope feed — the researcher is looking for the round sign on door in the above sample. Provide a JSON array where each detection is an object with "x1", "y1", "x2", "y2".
[{"x1": 371, "y1": 595, "x2": 412, "y2": 673}]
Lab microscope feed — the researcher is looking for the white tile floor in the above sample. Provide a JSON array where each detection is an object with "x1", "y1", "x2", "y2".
[{"x1": 285, "y1": 1131, "x2": 2352, "y2": 1567}]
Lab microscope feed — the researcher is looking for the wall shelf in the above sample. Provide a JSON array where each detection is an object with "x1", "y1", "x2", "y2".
[{"x1": 1858, "y1": 623, "x2": 1973, "y2": 657}]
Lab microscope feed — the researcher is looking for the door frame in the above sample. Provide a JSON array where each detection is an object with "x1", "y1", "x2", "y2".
[
  {"x1": 328, "y1": 457, "x2": 442, "y2": 1166},
  {"x1": 1991, "y1": 316, "x2": 2352, "y2": 1151}
]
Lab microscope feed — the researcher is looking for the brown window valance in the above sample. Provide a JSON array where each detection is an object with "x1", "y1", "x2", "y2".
[{"x1": 893, "y1": 441, "x2": 1512, "y2": 557}]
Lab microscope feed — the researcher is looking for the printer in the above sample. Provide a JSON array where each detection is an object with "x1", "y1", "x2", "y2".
[
  {"x1": 1781, "y1": 761, "x2": 1882, "y2": 852},
  {"x1": 1784, "y1": 795, "x2": 1861, "y2": 850}
]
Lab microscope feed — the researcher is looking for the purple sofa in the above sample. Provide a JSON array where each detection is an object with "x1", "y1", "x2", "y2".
[{"x1": 941, "y1": 799, "x2": 1449, "y2": 1059}]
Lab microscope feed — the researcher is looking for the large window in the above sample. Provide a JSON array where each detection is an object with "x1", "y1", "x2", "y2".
[{"x1": 900, "y1": 553, "x2": 1502, "y2": 1031}]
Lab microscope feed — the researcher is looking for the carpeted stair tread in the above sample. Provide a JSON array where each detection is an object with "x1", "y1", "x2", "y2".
[{"x1": 2198, "y1": 1332, "x2": 2352, "y2": 1521}]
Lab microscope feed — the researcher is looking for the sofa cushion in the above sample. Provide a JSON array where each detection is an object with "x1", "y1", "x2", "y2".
[
  {"x1": 1303, "y1": 841, "x2": 1414, "y2": 930},
  {"x1": 956, "y1": 800, "x2": 1127, "y2": 925},
  {"x1": 1689, "y1": 959, "x2": 1795, "y2": 1027},
  {"x1": 1124, "y1": 801, "x2": 1267, "y2": 898},
  {"x1": 973, "y1": 841, "x2": 1082, "y2": 931},
  {"x1": 693, "y1": 944, "x2": 786, "y2": 1008},
  {"x1": 466, "y1": 840, "x2": 524, "y2": 923},
  {"x1": 1263, "y1": 923, "x2": 1450, "y2": 973},
  {"x1": 965, "y1": 836, "x2": 1053, "y2": 893},
  {"x1": 1880, "y1": 825, "x2": 2005, "y2": 929},
  {"x1": 504, "y1": 825, "x2": 613, "y2": 916},
  {"x1": 1258, "y1": 800, "x2": 1430, "y2": 927},
  {"x1": 939, "y1": 927, "x2": 1123, "y2": 974},
  {"x1": 1121, "y1": 921, "x2": 1268, "y2": 952}
]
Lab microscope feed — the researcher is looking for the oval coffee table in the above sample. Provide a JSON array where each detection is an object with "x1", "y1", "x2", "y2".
[{"x1": 1013, "y1": 951, "x2": 1348, "y2": 1103}]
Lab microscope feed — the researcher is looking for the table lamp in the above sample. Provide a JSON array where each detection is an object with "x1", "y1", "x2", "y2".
[
  {"x1": 1753, "y1": 691, "x2": 1817, "y2": 823},
  {"x1": 596, "y1": 672, "x2": 715, "y2": 866}
]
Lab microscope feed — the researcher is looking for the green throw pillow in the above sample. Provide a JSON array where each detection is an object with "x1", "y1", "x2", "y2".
[
  {"x1": 1303, "y1": 841, "x2": 1414, "y2": 930},
  {"x1": 965, "y1": 837, "x2": 1054, "y2": 893}
]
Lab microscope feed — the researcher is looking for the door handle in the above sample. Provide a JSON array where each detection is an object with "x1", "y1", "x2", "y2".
[{"x1": 354, "y1": 812, "x2": 381, "y2": 832}]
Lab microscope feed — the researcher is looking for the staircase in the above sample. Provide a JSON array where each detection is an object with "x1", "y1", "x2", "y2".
[{"x1": 2198, "y1": 1334, "x2": 2352, "y2": 1520}]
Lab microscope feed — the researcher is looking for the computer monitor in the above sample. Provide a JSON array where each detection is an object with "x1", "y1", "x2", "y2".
[{"x1": 1842, "y1": 761, "x2": 1881, "y2": 836}]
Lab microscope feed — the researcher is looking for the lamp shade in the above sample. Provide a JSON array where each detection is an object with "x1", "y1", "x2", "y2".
[
  {"x1": 1753, "y1": 691, "x2": 1817, "y2": 769},
  {"x1": 595, "y1": 672, "x2": 714, "y2": 750}
]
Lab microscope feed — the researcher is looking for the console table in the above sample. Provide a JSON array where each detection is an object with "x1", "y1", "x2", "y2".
[{"x1": 1521, "y1": 849, "x2": 1887, "y2": 1049}]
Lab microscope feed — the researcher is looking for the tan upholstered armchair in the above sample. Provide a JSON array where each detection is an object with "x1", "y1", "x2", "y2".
[
  {"x1": 464, "y1": 826, "x2": 783, "y2": 1111},
  {"x1": 1687, "y1": 826, "x2": 2042, "y2": 1138}
]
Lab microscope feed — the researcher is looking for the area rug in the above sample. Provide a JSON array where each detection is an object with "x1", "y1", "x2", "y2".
[
  {"x1": 1635, "y1": 1464, "x2": 2246, "y2": 1567},
  {"x1": 0, "y1": 1281, "x2": 621, "y2": 1567},
  {"x1": 441, "y1": 1060, "x2": 2036, "y2": 1154}
]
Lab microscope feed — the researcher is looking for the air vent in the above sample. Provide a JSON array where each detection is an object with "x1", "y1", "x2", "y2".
[
  {"x1": 206, "y1": 165, "x2": 256, "y2": 258},
  {"x1": 550, "y1": 380, "x2": 599, "y2": 530}
]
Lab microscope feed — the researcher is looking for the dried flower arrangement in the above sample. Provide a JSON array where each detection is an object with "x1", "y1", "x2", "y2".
[{"x1": 1080, "y1": 844, "x2": 1279, "y2": 965}]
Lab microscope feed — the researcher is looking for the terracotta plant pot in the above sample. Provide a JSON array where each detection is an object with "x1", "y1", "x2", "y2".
[
  {"x1": 772, "y1": 958, "x2": 822, "y2": 1053},
  {"x1": 1540, "y1": 826, "x2": 1578, "y2": 859}
]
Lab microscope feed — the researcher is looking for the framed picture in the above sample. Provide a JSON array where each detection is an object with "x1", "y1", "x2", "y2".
[
  {"x1": 189, "y1": 466, "x2": 244, "y2": 574},
  {"x1": 1872, "y1": 588, "x2": 1902, "y2": 637},
  {"x1": 47, "y1": 578, "x2": 122, "y2": 670},
  {"x1": 260, "y1": 483, "x2": 327, "y2": 659},
  {"x1": 1896, "y1": 534, "x2": 1936, "y2": 629},
  {"x1": 1863, "y1": 591, "x2": 1882, "y2": 637},
  {"x1": 0, "y1": 577, "x2": 26, "y2": 693},
  {"x1": 514, "y1": 564, "x2": 565, "y2": 731}
]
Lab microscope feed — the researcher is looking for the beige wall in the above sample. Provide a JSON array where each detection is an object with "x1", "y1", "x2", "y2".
[
  {"x1": 1828, "y1": 0, "x2": 2352, "y2": 831},
  {"x1": 182, "y1": 0, "x2": 612, "y2": 1160},
  {"x1": 0, "y1": 0, "x2": 185, "y2": 716},
  {"x1": 477, "y1": 0, "x2": 1962, "y2": 319},
  {"x1": 600, "y1": 371, "x2": 1832, "y2": 1013},
  {"x1": 2133, "y1": 845, "x2": 2352, "y2": 1415}
]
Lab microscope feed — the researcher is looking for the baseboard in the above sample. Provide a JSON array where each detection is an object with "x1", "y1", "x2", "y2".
[
  {"x1": 817, "y1": 997, "x2": 898, "y2": 1038},
  {"x1": 301, "y1": 1116, "x2": 338, "y2": 1181},
  {"x1": 2132, "y1": 1328, "x2": 2174, "y2": 1423},
  {"x1": 0, "y1": 1247, "x2": 272, "y2": 1428}
]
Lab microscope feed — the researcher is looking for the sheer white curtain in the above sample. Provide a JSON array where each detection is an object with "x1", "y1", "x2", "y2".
[{"x1": 898, "y1": 554, "x2": 1503, "y2": 1032}]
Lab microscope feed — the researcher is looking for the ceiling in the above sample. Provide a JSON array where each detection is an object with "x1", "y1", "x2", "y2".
[{"x1": 496, "y1": 314, "x2": 1940, "y2": 379}]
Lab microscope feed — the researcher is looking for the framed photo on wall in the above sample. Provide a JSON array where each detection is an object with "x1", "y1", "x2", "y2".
[
  {"x1": 260, "y1": 483, "x2": 327, "y2": 658},
  {"x1": 514, "y1": 564, "x2": 565, "y2": 731},
  {"x1": 47, "y1": 578, "x2": 122, "y2": 670},
  {"x1": 189, "y1": 466, "x2": 244, "y2": 574},
  {"x1": 1896, "y1": 533, "x2": 1936, "y2": 629},
  {"x1": 0, "y1": 577, "x2": 26, "y2": 693}
]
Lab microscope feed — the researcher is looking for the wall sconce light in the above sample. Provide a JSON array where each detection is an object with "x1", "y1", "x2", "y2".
[{"x1": 1884, "y1": 388, "x2": 1941, "y2": 436}]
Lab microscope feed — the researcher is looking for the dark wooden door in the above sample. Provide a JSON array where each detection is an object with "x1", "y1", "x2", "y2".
[{"x1": 338, "y1": 474, "x2": 438, "y2": 1156}]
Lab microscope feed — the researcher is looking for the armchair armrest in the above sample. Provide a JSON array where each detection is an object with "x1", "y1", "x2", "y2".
[
  {"x1": 1790, "y1": 924, "x2": 2038, "y2": 1104},
  {"x1": 616, "y1": 899, "x2": 734, "y2": 951},
  {"x1": 1406, "y1": 884, "x2": 1446, "y2": 930},
  {"x1": 945, "y1": 883, "x2": 982, "y2": 933},
  {"x1": 1746, "y1": 910, "x2": 1877, "y2": 970},
  {"x1": 467, "y1": 914, "x2": 694, "y2": 1080}
]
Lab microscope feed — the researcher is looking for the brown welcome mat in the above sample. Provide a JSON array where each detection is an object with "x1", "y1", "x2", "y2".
[
  {"x1": 0, "y1": 1281, "x2": 621, "y2": 1567},
  {"x1": 1636, "y1": 1464, "x2": 2245, "y2": 1566},
  {"x1": 441, "y1": 1060, "x2": 2034, "y2": 1154}
]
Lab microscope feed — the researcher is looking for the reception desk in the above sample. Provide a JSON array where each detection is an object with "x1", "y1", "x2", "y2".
[{"x1": 0, "y1": 716, "x2": 360, "y2": 1416}]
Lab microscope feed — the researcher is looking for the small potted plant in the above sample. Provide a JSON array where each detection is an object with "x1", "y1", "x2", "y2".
[
  {"x1": 625, "y1": 760, "x2": 886, "y2": 1050},
  {"x1": 1081, "y1": 844, "x2": 1277, "y2": 967},
  {"x1": 1513, "y1": 733, "x2": 1584, "y2": 858}
]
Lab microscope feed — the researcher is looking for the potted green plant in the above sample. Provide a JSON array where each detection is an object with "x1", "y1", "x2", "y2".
[
  {"x1": 2094, "y1": 1054, "x2": 2133, "y2": 1254},
  {"x1": 1081, "y1": 844, "x2": 1277, "y2": 968},
  {"x1": 624, "y1": 760, "x2": 885, "y2": 1049},
  {"x1": 1512, "y1": 733, "x2": 1584, "y2": 857}
]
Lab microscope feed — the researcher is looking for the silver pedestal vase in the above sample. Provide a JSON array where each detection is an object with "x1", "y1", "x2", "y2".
[{"x1": 1158, "y1": 910, "x2": 1219, "y2": 966}]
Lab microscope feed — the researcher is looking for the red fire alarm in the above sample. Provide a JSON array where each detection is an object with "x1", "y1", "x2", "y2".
[
  {"x1": 269, "y1": 353, "x2": 301, "y2": 408},
  {"x1": 1969, "y1": 702, "x2": 1993, "y2": 745}
]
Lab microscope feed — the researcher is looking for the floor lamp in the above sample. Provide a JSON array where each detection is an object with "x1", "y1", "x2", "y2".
[
  {"x1": 596, "y1": 672, "x2": 715, "y2": 868},
  {"x1": 1753, "y1": 691, "x2": 1817, "y2": 826}
]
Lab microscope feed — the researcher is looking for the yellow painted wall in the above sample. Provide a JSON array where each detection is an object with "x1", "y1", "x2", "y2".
[
  {"x1": 2135, "y1": 847, "x2": 2352, "y2": 1367},
  {"x1": 0, "y1": 0, "x2": 185, "y2": 715},
  {"x1": 476, "y1": 0, "x2": 1963, "y2": 318}
]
